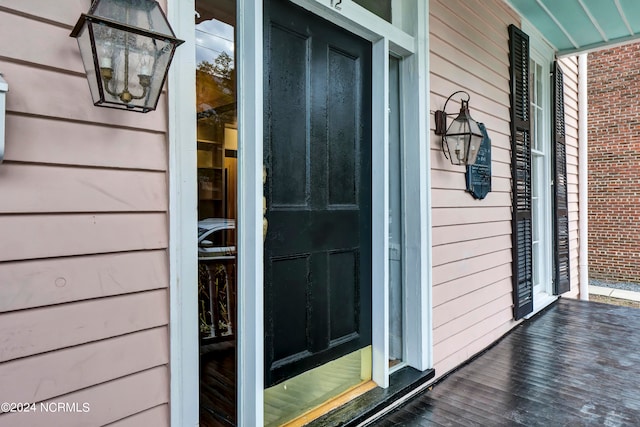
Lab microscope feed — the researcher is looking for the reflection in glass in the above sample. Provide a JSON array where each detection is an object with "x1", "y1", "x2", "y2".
[
  {"x1": 353, "y1": 0, "x2": 392, "y2": 22},
  {"x1": 196, "y1": 1, "x2": 238, "y2": 425}
]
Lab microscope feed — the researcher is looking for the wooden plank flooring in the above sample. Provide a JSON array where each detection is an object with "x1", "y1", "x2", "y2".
[
  {"x1": 200, "y1": 342, "x2": 236, "y2": 427},
  {"x1": 371, "y1": 299, "x2": 640, "y2": 426}
]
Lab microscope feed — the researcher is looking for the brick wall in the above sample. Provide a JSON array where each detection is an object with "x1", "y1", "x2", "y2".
[{"x1": 588, "y1": 42, "x2": 640, "y2": 284}]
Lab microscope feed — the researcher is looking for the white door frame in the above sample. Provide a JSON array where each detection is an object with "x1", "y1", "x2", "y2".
[
  {"x1": 167, "y1": 0, "x2": 432, "y2": 425},
  {"x1": 167, "y1": 1, "x2": 199, "y2": 426}
]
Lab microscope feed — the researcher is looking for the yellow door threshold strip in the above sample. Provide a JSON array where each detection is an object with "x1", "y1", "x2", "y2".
[
  {"x1": 281, "y1": 380, "x2": 377, "y2": 427},
  {"x1": 264, "y1": 346, "x2": 372, "y2": 426}
]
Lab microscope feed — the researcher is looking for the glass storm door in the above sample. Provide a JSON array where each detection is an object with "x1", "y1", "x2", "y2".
[{"x1": 195, "y1": 0, "x2": 239, "y2": 424}]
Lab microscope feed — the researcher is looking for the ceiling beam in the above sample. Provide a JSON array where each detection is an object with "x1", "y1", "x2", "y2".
[
  {"x1": 614, "y1": 0, "x2": 634, "y2": 36},
  {"x1": 535, "y1": 0, "x2": 579, "y2": 48},
  {"x1": 577, "y1": 0, "x2": 607, "y2": 42}
]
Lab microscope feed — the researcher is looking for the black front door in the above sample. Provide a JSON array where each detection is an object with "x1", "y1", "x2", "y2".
[{"x1": 264, "y1": 0, "x2": 372, "y2": 387}]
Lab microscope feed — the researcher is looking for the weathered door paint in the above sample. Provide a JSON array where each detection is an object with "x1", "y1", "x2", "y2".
[{"x1": 263, "y1": 0, "x2": 372, "y2": 387}]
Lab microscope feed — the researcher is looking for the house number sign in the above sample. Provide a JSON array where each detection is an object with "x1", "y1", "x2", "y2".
[
  {"x1": 331, "y1": 0, "x2": 343, "y2": 10},
  {"x1": 465, "y1": 122, "x2": 492, "y2": 200}
]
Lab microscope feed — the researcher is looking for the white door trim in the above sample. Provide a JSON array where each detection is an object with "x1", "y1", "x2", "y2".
[
  {"x1": 289, "y1": 0, "x2": 415, "y2": 55},
  {"x1": 524, "y1": 19, "x2": 558, "y2": 315},
  {"x1": 167, "y1": 1, "x2": 199, "y2": 426},
  {"x1": 400, "y1": 0, "x2": 432, "y2": 371},
  {"x1": 236, "y1": 0, "x2": 265, "y2": 424},
  {"x1": 371, "y1": 37, "x2": 390, "y2": 387}
]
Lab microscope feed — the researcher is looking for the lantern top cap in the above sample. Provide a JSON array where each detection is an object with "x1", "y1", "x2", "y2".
[{"x1": 71, "y1": 0, "x2": 182, "y2": 42}]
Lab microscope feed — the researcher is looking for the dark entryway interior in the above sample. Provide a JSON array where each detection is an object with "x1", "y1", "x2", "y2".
[{"x1": 371, "y1": 299, "x2": 640, "y2": 426}]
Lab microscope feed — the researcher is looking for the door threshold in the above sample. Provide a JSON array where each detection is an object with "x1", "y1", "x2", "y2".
[
  {"x1": 525, "y1": 294, "x2": 559, "y2": 319},
  {"x1": 306, "y1": 366, "x2": 435, "y2": 426},
  {"x1": 282, "y1": 381, "x2": 377, "y2": 427}
]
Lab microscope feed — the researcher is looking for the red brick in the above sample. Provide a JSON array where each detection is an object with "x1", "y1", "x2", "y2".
[{"x1": 588, "y1": 42, "x2": 640, "y2": 284}]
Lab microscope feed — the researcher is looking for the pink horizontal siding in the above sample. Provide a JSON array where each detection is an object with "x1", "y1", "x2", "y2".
[
  {"x1": 0, "y1": 60, "x2": 166, "y2": 131},
  {"x1": 105, "y1": 405, "x2": 170, "y2": 427},
  {"x1": 0, "y1": 327, "x2": 168, "y2": 403},
  {"x1": 0, "y1": 164, "x2": 166, "y2": 213},
  {"x1": 0, "y1": 0, "x2": 87, "y2": 26},
  {"x1": 434, "y1": 278, "x2": 512, "y2": 330},
  {"x1": 4, "y1": 115, "x2": 167, "y2": 170},
  {"x1": 0, "y1": 366, "x2": 169, "y2": 427},
  {"x1": 430, "y1": 0, "x2": 584, "y2": 383},
  {"x1": 433, "y1": 249, "x2": 512, "y2": 286},
  {"x1": 0, "y1": 290, "x2": 168, "y2": 363},
  {"x1": 430, "y1": 0, "x2": 521, "y2": 383},
  {"x1": 0, "y1": 251, "x2": 168, "y2": 312},
  {"x1": 0, "y1": 2, "x2": 170, "y2": 425},
  {"x1": 433, "y1": 263, "x2": 512, "y2": 306},
  {"x1": 0, "y1": 213, "x2": 167, "y2": 262}
]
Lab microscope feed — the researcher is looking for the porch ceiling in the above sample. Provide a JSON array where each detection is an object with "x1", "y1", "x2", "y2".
[{"x1": 508, "y1": 0, "x2": 640, "y2": 56}]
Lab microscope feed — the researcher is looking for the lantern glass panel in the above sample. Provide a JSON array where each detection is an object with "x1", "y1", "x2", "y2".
[
  {"x1": 92, "y1": 0, "x2": 174, "y2": 36},
  {"x1": 447, "y1": 118, "x2": 470, "y2": 164},
  {"x1": 466, "y1": 132, "x2": 483, "y2": 165},
  {"x1": 90, "y1": 21, "x2": 173, "y2": 111},
  {"x1": 75, "y1": 23, "x2": 101, "y2": 104},
  {"x1": 466, "y1": 119, "x2": 483, "y2": 164}
]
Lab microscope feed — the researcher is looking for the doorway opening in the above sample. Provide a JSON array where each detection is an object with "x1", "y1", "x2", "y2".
[{"x1": 196, "y1": 0, "x2": 238, "y2": 425}]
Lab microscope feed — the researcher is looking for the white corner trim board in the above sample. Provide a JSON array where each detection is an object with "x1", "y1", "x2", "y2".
[{"x1": 0, "y1": 73, "x2": 8, "y2": 164}]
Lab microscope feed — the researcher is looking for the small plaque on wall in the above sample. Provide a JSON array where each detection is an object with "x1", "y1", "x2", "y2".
[{"x1": 465, "y1": 123, "x2": 491, "y2": 200}]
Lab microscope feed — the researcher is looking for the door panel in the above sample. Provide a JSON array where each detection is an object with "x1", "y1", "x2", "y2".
[
  {"x1": 264, "y1": 0, "x2": 372, "y2": 387},
  {"x1": 269, "y1": 25, "x2": 309, "y2": 208}
]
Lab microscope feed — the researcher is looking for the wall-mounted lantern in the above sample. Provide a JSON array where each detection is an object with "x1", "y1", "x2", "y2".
[
  {"x1": 70, "y1": 0, "x2": 184, "y2": 113},
  {"x1": 434, "y1": 91, "x2": 483, "y2": 166}
]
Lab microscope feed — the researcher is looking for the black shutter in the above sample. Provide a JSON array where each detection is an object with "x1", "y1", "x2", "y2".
[
  {"x1": 509, "y1": 24, "x2": 533, "y2": 320},
  {"x1": 552, "y1": 61, "x2": 571, "y2": 294}
]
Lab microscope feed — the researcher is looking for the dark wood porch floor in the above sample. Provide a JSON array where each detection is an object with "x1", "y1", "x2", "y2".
[
  {"x1": 371, "y1": 299, "x2": 640, "y2": 426},
  {"x1": 200, "y1": 341, "x2": 236, "y2": 427}
]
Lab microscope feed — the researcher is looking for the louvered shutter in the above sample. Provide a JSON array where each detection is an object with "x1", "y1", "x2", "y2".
[
  {"x1": 552, "y1": 61, "x2": 571, "y2": 294},
  {"x1": 509, "y1": 24, "x2": 533, "y2": 320}
]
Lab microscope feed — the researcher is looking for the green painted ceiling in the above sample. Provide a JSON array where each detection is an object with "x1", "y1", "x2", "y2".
[{"x1": 508, "y1": 0, "x2": 640, "y2": 55}]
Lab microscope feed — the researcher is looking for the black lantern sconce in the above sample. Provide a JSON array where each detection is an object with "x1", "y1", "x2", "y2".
[
  {"x1": 70, "y1": 0, "x2": 184, "y2": 113},
  {"x1": 434, "y1": 91, "x2": 483, "y2": 166}
]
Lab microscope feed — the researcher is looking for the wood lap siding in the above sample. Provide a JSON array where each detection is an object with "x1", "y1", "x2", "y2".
[
  {"x1": 0, "y1": 2, "x2": 170, "y2": 426},
  {"x1": 429, "y1": 0, "x2": 521, "y2": 379},
  {"x1": 430, "y1": 0, "x2": 583, "y2": 381}
]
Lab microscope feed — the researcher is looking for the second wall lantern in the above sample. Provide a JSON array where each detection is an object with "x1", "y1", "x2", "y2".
[
  {"x1": 434, "y1": 91, "x2": 483, "y2": 166},
  {"x1": 70, "y1": 0, "x2": 184, "y2": 113}
]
